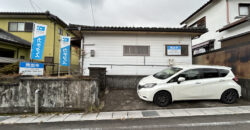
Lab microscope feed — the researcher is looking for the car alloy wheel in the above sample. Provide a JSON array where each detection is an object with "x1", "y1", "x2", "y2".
[
  {"x1": 154, "y1": 91, "x2": 171, "y2": 107},
  {"x1": 221, "y1": 89, "x2": 238, "y2": 104}
]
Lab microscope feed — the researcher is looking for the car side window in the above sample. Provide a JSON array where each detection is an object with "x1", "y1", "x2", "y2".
[
  {"x1": 182, "y1": 69, "x2": 203, "y2": 81},
  {"x1": 218, "y1": 69, "x2": 229, "y2": 77},
  {"x1": 203, "y1": 69, "x2": 219, "y2": 79},
  {"x1": 168, "y1": 69, "x2": 203, "y2": 83}
]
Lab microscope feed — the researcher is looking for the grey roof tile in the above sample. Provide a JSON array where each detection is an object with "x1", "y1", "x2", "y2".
[{"x1": 0, "y1": 28, "x2": 31, "y2": 47}]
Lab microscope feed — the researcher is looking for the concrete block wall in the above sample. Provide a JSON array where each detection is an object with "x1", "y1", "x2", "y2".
[
  {"x1": 0, "y1": 78, "x2": 99, "y2": 114},
  {"x1": 106, "y1": 75, "x2": 146, "y2": 89}
]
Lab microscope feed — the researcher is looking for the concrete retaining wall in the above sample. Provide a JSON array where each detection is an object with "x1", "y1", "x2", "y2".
[
  {"x1": 106, "y1": 75, "x2": 146, "y2": 89},
  {"x1": 0, "y1": 78, "x2": 99, "y2": 114}
]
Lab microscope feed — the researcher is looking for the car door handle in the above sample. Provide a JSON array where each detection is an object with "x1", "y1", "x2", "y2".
[
  {"x1": 219, "y1": 80, "x2": 225, "y2": 82},
  {"x1": 195, "y1": 82, "x2": 201, "y2": 84}
]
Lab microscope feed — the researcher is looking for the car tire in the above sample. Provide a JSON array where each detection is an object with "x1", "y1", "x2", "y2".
[
  {"x1": 221, "y1": 89, "x2": 238, "y2": 104},
  {"x1": 154, "y1": 91, "x2": 172, "y2": 107}
]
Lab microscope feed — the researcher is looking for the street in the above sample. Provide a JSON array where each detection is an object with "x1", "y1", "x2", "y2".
[{"x1": 1, "y1": 114, "x2": 250, "y2": 130}]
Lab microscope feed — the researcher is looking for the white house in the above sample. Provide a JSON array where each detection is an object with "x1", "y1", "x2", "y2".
[
  {"x1": 180, "y1": 0, "x2": 250, "y2": 55},
  {"x1": 68, "y1": 25, "x2": 206, "y2": 76}
]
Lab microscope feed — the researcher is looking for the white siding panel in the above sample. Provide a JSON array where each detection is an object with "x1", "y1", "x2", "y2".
[{"x1": 83, "y1": 33, "x2": 192, "y2": 76}]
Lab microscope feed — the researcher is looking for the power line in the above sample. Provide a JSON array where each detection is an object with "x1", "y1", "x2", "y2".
[
  {"x1": 32, "y1": 0, "x2": 42, "y2": 12},
  {"x1": 29, "y1": 0, "x2": 43, "y2": 12},
  {"x1": 29, "y1": 0, "x2": 37, "y2": 12},
  {"x1": 89, "y1": 0, "x2": 96, "y2": 26}
]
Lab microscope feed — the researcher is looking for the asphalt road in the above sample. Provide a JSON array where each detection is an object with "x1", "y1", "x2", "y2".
[{"x1": 1, "y1": 114, "x2": 250, "y2": 130}]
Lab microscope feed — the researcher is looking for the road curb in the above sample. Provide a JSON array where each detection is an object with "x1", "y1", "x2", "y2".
[{"x1": 1, "y1": 106, "x2": 250, "y2": 124}]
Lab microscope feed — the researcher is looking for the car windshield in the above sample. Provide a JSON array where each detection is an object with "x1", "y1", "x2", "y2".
[{"x1": 153, "y1": 67, "x2": 182, "y2": 79}]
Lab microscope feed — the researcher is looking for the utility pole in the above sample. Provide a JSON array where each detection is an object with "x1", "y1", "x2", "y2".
[{"x1": 78, "y1": 26, "x2": 84, "y2": 75}]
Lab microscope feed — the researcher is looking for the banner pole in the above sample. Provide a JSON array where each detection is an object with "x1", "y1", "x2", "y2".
[
  {"x1": 58, "y1": 64, "x2": 60, "y2": 77},
  {"x1": 68, "y1": 64, "x2": 70, "y2": 75},
  {"x1": 58, "y1": 40, "x2": 61, "y2": 77},
  {"x1": 29, "y1": 23, "x2": 35, "y2": 62},
  {"x1": 68, "y1": 44, "x2": 71, "y2": 75}
]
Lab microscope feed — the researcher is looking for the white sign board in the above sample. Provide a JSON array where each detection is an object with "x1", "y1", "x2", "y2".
[
  {"x1": 19, "y1": 62, "x2": 44, "y2": 76},
  {"x1": 167, "y1": 46, "x2": 181, "y2": 55}
]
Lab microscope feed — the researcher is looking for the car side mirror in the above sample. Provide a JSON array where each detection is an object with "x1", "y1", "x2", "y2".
[{"x1": 177, "y1": 77, "x2": 185, "y2": 84}]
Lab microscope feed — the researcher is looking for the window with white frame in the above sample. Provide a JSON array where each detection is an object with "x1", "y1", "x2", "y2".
[
  {"x1": 239, "y1": 4, "x2": 250, "y2": 16},
  {"x1": 123, "y1": 45, "x2": 150, "y2": 56},
  {"x1": 8, "y1": 22, "x2": 33, "y2": 32}
]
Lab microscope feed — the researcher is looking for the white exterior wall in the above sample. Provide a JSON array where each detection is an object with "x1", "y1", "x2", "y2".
[
  {"x1": 184, "y1": 0, "x2": 250, "y2": 49},
  {"x1": 82, "y1": 33, "x2": 192, "y2": 76},
  {"x1": 222, "y1": 0, "x2": 250, "y2": 39},
  {"x1": 229, "y1": 0, "x2": 250, "y2": 22},
  {"x1": 220, "y1": 21, "x2": 250, "y2": 39}
]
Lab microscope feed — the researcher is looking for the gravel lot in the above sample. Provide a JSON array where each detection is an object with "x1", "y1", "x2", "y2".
[{"x1": 102, "y1": 89, "x2": 250, "y2": 112}]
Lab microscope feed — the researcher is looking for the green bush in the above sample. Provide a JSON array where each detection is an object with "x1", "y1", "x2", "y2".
[{"x1": 0, "y1": 62, "x2": 19, "y2": 75}]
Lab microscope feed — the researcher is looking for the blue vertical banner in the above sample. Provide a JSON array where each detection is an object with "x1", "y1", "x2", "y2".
[
  {"x1": 30, "y1": 24, "x2": 47, "y2": 60},
  {"x1": 60, "y1": 36, "x2": 71, "y2": 66}
]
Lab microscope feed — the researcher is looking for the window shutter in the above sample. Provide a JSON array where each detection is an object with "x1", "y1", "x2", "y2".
[
  {"x1": 181, "y1": 45, "x2": 189, "y2": 56},
  {"x1": 25, "y1": 22, "x2": 34, "y2": 32}
]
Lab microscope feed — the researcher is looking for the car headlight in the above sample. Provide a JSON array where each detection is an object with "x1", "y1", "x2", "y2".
[{"x1": 143, "y1": 83, "x2": 157, "y2": 88}]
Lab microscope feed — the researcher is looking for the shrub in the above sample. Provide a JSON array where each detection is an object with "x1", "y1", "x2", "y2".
[{"x1": 0, "y1": 62, "x2": 19, "y2": 75}]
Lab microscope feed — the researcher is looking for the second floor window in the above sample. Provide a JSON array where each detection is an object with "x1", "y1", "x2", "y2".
[
  {"x1": 239, "y1": 4, "x2": 250, "y2": 16},
  {"x1": 8, "y1": 22, "x2": 33, "y2": 32},
  {"x1": 190, "y1": 17, "x2": 206, "y2": 28},
  {"x1": 58, "y1": 28, "x2": 63, "y2": 35}
]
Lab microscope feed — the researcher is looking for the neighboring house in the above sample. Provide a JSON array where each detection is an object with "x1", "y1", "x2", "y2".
[
  {"x1": 68, "y1": 24, "x2": 207, "y2": 76},
  {"x1": 0, "y1": 11, "x2": 81, "y2": 74},
  {"x1": 180, "y1": 0, "x2": 250, "y2": 55},
  {"x1": 0, "y1": 28, "x2": 30, "y2": 67}
]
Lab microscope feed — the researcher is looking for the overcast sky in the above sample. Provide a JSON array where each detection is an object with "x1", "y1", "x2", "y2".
[{"x1": 0, "y1": 0, "x2": 208, "y2": 27}]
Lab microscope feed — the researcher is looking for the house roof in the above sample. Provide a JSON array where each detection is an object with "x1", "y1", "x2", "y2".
[
  {"x1": 68, "y1": 24, "x2": 208, "y2": 36},
  {"x1": 219, "y1": 31, "x2": 250, "y2": 42},
  {"x1": 0, "y1": 28, "x2": 31, "y2": 47},
  {"x1": 192, "y1": 39, "x2": 215, "y2": 49},
  {"x1": 0, "y1": 11, "x2": 68, "y2": 28},
  {"x1": 180, "y1": 0, "x2": 214, "y2": 25},
  {"x1": 218, "y1": 16, "x2": 250, "y2": 32}
]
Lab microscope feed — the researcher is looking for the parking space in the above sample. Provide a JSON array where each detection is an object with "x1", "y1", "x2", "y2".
[{"x1": 102, "y1": 89, "x2": 250, "y2": 112}]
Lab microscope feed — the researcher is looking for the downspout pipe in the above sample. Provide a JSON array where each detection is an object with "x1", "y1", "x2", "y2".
[
  {"x1": 77, "y1": 26, "x2": 85, "y2": 75},
  {"x1": 53, "y1": 22, "x2": 56, "y2": 74}
]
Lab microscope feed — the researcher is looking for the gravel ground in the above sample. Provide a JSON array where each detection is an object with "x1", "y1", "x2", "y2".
[{"x1": 102, "y1": 89, "x2": 250, "y2": 112}]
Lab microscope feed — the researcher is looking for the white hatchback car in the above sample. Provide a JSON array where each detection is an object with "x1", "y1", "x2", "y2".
[{"x1": 137, "y1": 65, "x2": 241, "y2": 107}]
